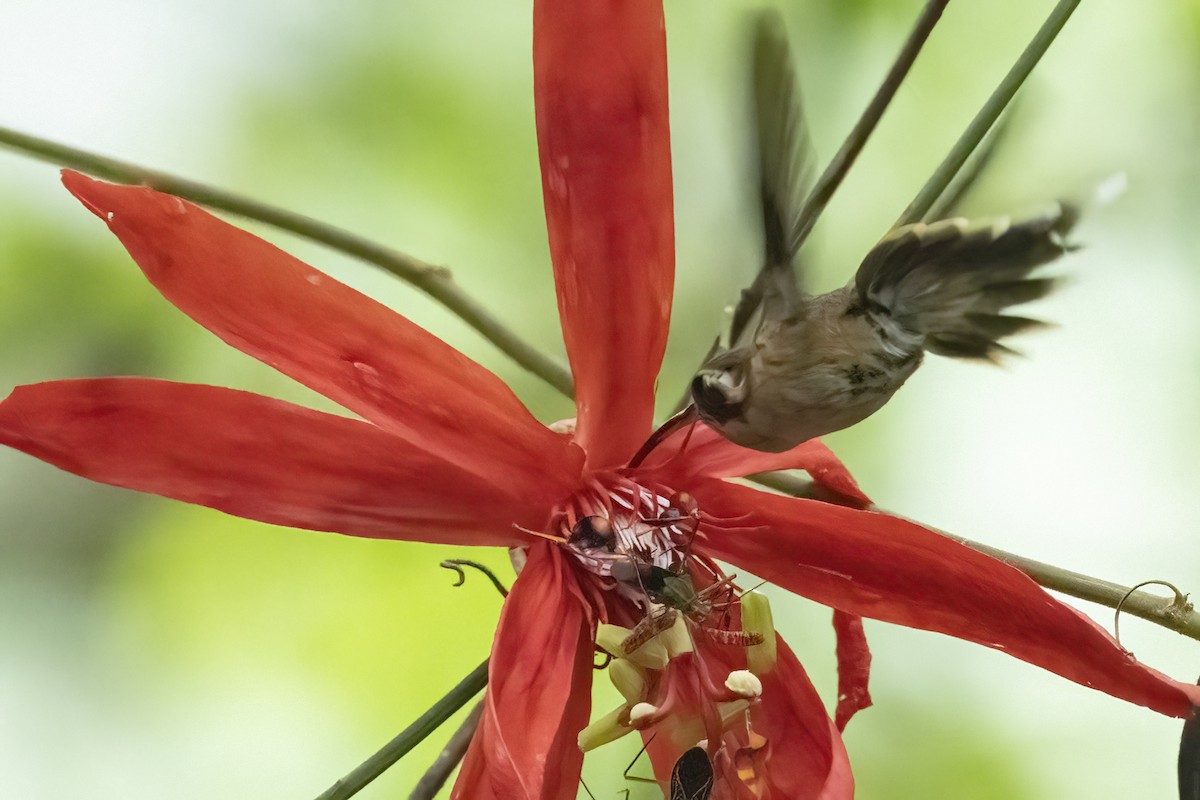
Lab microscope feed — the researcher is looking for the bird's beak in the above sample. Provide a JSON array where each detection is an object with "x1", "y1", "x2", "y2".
[{"x1": 627, "y1": 404, "x2": 701, "y2": 468}]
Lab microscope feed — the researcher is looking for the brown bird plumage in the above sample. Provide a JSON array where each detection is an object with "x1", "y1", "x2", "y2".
[{"x1": 688, "y1": 14, "x2": 1079, "y2": 454}]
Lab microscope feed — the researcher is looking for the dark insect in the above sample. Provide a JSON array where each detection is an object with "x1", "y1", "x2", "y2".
[
  {"x1": 619, "y1": 604, "x2": 681, "y2": 655},
  {"x1": 670, "y1": 747, "x2": 714, "y2": 800}
]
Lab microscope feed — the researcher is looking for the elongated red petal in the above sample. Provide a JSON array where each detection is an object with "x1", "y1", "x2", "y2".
[
  {"x1": 643, "y1": 422, "x2": 868, "y2": 503},
  {"x1": 60, "y1": 171, "x2": 582, "y2": 493},
  {"x1": 453, "y1": 543, "x2": 593, "y2": 799},
  {"x1": 0, "y1": 379, "x2": 556, "y2": 545},
  {"x1": 832, "y1": 611, "x2": 873, "y2": 731},
  {"x1": 757, "y1": 638, "x2": 855, "y2": 799},
  {"x1": 534, "y1": 0, "x2": 674, "y2": 469},
  {"x1": 694, "y1": 479, "x2": 1200, "y2": 718}
]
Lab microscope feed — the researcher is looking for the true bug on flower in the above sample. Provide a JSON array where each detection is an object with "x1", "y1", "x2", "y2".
[
  {"x1": 605, "y1": 493, "x2": 764, "y2": 655},
  {"x1": 611, "y1": 740, "x2": 714, "y2": 800},
  {"x1": 671, "y1": 747, "x2": 715, "y2": 800},
  {"x1": 529, "y1": 485, "x2": 763, "y2": 655},
  {"x1": 613, "y1": 561, "x2": 764, "y2": 656}
]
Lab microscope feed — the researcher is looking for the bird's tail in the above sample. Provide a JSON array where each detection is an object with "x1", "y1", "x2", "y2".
[{"x1": 852, "y1": 202, "x2": 1079, "y2": 361}]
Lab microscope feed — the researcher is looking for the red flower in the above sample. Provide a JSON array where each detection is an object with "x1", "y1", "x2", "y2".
[{"x1": 1, "y1": 3, "x2": 1197, "y2": 798}]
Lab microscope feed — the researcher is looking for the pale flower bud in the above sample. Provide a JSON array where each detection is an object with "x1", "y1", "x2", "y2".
[
  {"x1": 741, "y1": 591, "x2": 777, "y2": 675},
  {"x1": 725, "y1": 669, "x2": 763, "y2": 698},
  {"x1": 629, "y1": 702, "x2": 659, "y2": 725}
]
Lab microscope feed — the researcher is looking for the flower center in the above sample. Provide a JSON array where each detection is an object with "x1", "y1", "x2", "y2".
[
  {"x1": 552, "y1": 472, "x2": 697, "y2": 585},
  {"x1": 546, "y1": 475, "x2": 779, "y2": 795}
]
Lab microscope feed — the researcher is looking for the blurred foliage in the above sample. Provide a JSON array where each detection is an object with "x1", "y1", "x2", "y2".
[
  {"x1": 846, "y1": 697, "x2": 1040, "y2": 800},
  {"x1": 2, "y1": 1, "x2": 1200, "y2": 799}
]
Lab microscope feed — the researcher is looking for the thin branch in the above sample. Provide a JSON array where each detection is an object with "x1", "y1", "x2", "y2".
[
  {"x1": 314, "y1": 660, "x2": 489, "y2": 800},
  {"x1": 0, "y1": 126, "x2": 575, "y2": 397},
  {"x1": 921, "y1": 98, "x2": 1021, "y2": 221},
  {"x1": 895, "y1": 0, "x2": 1081, "y2": 226},
  {"x1": 930, "y1": 525, "x2": 1200, "y2": 642},
  {"x1": 748, "y1": 472, "x2": 1200, "y2": 642},
  {"x1": 791, "y1": 0, "x2": 950, "y2": 250},
  {"x1": 408, "y1": 701, "x2": 484, "y2": 800}
]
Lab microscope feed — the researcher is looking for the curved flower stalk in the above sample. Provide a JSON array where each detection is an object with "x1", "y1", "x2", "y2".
[{"x1": 1, "y1": 2, "x2": 1198, "y2": 798}]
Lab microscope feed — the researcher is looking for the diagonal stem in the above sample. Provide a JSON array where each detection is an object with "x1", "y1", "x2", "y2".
[
  {"x1": 895, "y1": 0, "x2": 1082, "y2": 226},
  {"x1": 313, "y1": 659, "x2": 489, "y2": 800},
  {"x1": 407, "y1": 701, "x2": 484, "y2": 800},
  {"x1": 749, "y1": 471, "x2": 1200, "y2": 641},
  {"x1": 0, "y1": 126, "x2": 575, "y2": 397},
  {"x1": 791, "y1": 0, "x2": 951, "y2": 251},
  {"x1": 904, "y1": 513, "x2": 1200, "y2": 642}
]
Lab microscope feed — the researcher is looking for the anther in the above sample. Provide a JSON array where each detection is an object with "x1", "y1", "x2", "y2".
[
  {"x1": 629, "y1": 702, "x2": 659, "y2": 725},
  {"x1": 740, "y1": 590, "x2": 777, "y2": 675},
  {"x1": 609, "y1": 659, "x2": 646, "y2": 705},
  {"x1": 578, "y1": 707, "x2": 633, "y2": 752},
  {"x1": 725, "y1": 670, "x2": 763, "y2": 698}
]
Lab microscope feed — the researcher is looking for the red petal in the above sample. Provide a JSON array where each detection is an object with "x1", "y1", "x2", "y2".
[
  {"x1": 533, "y1": 1, "x2": 674, "y2": 469},
  {"x1": 756, "y1": 637, "x2": 855, "y2": 799},
  {"x1": 641, "y1": 638, "x2": 852, "y2": 799},
  {"x1": 644, "y1": 422, "x2": 869, "y2": 504},
  {"x1": 453, "y1": 543, "x2": 593, "y2": 799},
  {"x1": 832, "y1": 611, "x2": 873, "y2": 731},
  {"x1": 0, "y1": 379, "x2": 557, "y2": 545},
  {"x1": 60, "y1": 171, "x2": 582, "y2": 492},
  {"x1": 694, "y1": 479, "x2": 1200, "y2": 718}
]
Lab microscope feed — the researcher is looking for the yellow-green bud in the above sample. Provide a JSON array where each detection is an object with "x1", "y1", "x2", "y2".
[
  {"x1": 660, "y1": 611, "x2": 694, "y2": 659},
  {"x1": 597, "y1": 623, "x2": 669, "y2": 670},
  {"x1": 741, "y1": 590, "x2": 777, "y2": 675},
  {"x1": 578, "y1": 706, "x2": 633, "y2": 752},
  {"x1": 609, "y1": 658, "x2": 646, "y2": 705}
]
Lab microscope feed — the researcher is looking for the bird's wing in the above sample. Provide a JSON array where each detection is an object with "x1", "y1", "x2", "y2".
[
  {"x1": 853, "y1": 203, "x2": 1079, "y2": 361},
  {"x1": 728, "y1": 10, "x2": 815, "y2": 349}
]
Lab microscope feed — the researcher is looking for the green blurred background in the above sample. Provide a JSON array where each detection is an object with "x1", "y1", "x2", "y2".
[{"x1": 2, "y1": 1, "x2": 1199, "y2": 797}]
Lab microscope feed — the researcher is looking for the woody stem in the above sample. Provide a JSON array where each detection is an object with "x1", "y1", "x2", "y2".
[
  {"x1": 790, "y1": 0, "x2": 951, "y2": 250},
  {"x1": 0, "y1": 126, "x2": 575, "y2": 397},
  {"x1": 749, "y1": 471, "x2": 1200, "y2": 642},
  {"x1": 313, "y1": 660, "x2": 488, "y2": 800},
  {"x1": 408, "y1": 701, "x2": 485, "y2": 800}
]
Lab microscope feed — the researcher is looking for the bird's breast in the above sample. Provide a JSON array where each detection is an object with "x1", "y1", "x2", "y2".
[{"x1": 728, "y1": 310, "x2": 922, "y2": 450}]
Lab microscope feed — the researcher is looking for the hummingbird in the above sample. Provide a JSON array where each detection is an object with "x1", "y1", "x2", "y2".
[{"x1": 633, "y1": 14, "x2": 1078, "y2": 463}]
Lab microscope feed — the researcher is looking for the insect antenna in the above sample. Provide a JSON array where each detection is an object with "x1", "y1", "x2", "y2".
[{"x1": 622, "y1": 733, "x2": 659, "y2": 786}]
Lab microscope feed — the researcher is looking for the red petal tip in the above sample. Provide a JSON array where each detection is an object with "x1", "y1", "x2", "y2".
[{"x1": 60, "y1": 170, "x2": 112, "y2": 220}]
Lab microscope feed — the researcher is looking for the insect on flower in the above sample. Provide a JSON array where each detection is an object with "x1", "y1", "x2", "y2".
[
  {"x1": 547, "y1": 488, "x2": 763, "y2": 655},
  {"x1": 671, "y1": 747, "x2": 715, "y2": 800}
]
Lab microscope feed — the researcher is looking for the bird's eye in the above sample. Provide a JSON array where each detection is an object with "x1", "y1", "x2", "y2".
[{"x1": 691, "y1": 373, "x2": 743, "y2": 424}]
